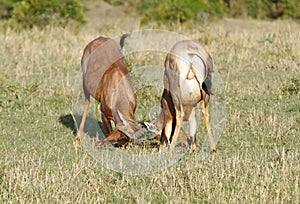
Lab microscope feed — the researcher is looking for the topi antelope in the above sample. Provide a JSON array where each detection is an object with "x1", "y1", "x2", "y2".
[
  {"x1": 76, "y1": 36, "x2": 144, "y2": 146},
  {"x1": 159, "y1": 40, "x2": 216, "y2": 151}
]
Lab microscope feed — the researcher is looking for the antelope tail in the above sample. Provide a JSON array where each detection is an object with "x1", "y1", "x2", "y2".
[
  {"x1": 120, "y1": 33, "x2": 129, "y2": 49},
  {"x1": 187, "y1": 48, "x2": 214, "y2": 95}
]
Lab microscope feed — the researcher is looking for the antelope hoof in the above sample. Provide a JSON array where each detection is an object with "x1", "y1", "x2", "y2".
[
  {"x1": 191, "y1": 143, "x2": 197, "y2": 151},
  {"x1": 75, "y1": 135, "x2": 82, "y2": 143},
  {"x1": 93, "y1": 138, "x2": 113, "y2": 147},
  {"x1": 94, "y1": 139, "x2": 104, "y2": 147},
  {"x1": 75, "y1": 130, "x2": 84, "y2": 143}
]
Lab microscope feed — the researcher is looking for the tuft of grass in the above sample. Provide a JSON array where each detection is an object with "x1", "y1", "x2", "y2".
[{"x1": 282, "y1": 77, "x2": 300, "y2": 95}]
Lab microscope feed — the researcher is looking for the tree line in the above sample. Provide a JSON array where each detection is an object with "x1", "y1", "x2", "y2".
[{"x1": 0, "y1": 0, "x2": 299, "y2": 29}]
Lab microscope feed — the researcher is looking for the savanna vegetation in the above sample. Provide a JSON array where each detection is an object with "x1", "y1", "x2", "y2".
[
  {"x1": 0, "y1": 0, "x2": 299, "y2": 203},
  {"x1": 1, "y1": 0, "x2": 300, "y2": 29}
]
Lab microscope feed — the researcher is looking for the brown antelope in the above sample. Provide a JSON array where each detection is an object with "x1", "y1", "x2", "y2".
[
  {"x1": 76, "y1": 36, "x2": 144, "y2": 146},
  {"x1": 159, "y1": 40, "x2": 216, "y2": 151}
]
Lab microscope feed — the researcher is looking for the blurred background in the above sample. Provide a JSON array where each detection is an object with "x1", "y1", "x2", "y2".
[{"x1": 0, "y1": 0, "x2": 299, "y2": 30}]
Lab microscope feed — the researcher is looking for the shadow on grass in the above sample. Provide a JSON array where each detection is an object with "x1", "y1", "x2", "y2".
[
  {"x1": 59, "y1": 113, "x2": 106, "y2": 139},
  {"x1": 59, "y1": 114, "x2": 161, "y2": 148}
]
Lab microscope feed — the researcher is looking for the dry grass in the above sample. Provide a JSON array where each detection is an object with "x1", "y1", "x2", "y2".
[{"x1": 0, "y1": 14, "x2": 299, "y2": 204}]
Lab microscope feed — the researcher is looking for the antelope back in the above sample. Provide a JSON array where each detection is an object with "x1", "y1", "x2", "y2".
[{"x1": 81, "y1": 37, "x2": 128, "y2": 100}]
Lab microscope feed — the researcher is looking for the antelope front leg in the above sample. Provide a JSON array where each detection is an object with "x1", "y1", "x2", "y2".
[
  {"x1": 202, "y1": 102, "x2": 216, "y2": 152},
  {"x1": 76, "y1": 96, "x2": 90, "y2": 142},
  {"x1": 101, "y1": 112, "x2": 112, "y2": 135}
]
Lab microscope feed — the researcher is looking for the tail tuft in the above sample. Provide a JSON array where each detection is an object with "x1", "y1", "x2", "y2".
[{"x1": 120, "y1": 33, "x2": 129, "y2": 49}]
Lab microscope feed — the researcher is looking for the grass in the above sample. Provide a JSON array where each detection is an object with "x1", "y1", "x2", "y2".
[{"x1": 1, "y1": 16, "x2": 300, "y2": 203}]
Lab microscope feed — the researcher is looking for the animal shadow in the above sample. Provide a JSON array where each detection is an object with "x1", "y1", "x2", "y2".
[
  {"x1": 59, "y1": 113, "x2": 106, "y2": 140},
  {"x1": 59, "y1": 114, "x2": 160, "y2": 148}
]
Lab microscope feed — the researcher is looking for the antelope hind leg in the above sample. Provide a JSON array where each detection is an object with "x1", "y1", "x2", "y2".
[
  {"x1": 160, "y1": 98, "x2": 174, "y2": 147},
  {"x1": 202, "y1": 102, "x2": 216, "y2": 152},
  {"x1": 188, "y1": 107, "x2": 197, "y2": 151}
]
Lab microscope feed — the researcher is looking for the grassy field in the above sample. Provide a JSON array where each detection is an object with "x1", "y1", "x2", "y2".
[{"x1": 1, "y1": 2, "x2": 300, "y2": 202}]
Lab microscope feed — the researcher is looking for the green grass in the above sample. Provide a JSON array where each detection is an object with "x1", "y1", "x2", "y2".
[{"x1": 1, "y1": 18, "x2": 300, "y2": 203}]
